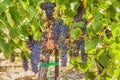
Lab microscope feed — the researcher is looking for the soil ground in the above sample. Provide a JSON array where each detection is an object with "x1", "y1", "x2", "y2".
[{"x1": 0, "y1": 53, "x2": 84, "y2": 80}]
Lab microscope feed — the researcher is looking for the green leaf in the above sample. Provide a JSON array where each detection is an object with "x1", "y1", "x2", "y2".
[
  {"x1": 0, "y1": 39, "x2": 13, "y2": 58},
  {"x1": 0, "y1": 20, "x2": 7, "y2": 31},
  {"x1": 33, "y1": 30, "x2": 41, "y2": 41},
  {"x1": 106, "y1": 5, "x2": 116, "y2": 18},
  {"x1": 78, "y1": 62, "x2": 89, "y2": 70},
  {"x1": 20, "y1": 0, "x2": 29, "y2": 11},
  {"x1": 98, "y1": 51, "x2": 109, "y2": 68},
  {"x1": 93, "y1": 21, "x2": 102, "y2": 33},
  {"x1": 73, "y1": 22, "x2": 84, "y2": 28},
  {"x1": 0, "y1": 3, "x2": 6, "y2": 13},
  {"x1": 6, "y1": 8, "x2": 15, "y2": 27},
  {"x1": 106, "y1": 62, "x2": 115, "y2": 77},
  {"x1": 84, "y1": 71, "x2": 96, "y2": 80},
  {"x1": 85, "y1": 36, "x2": 99, "y2": 51},
  {"x1": 64, "y1": 8, "x2": 77, "y2": 17},
  {"x1": 94, "y1": 12, "x2": 103, "y2": 22},
  {"x1": 70, "y1": 28, "x2": 81, "y2": 39},
  {"x1": 20, "y1": 25, "x2": 29, "y2": 37},
  {"x1": 9, "y1": 6, "x2": 23, "y2": 24},
  {"x1": 2, "y1": 0, "x2": 13, "y2": 5},
  {"x1": 110, "y1": 22, "x2": 117, "y2": 30},
  {"x1": 9, "y1": 27, "x2": 20, "y2": 43},
  {"x1": 56, "y1": 0, "x2": 69, "y2": 5},
  {"x1": 115, "y1": 36, "x2": 120, "y2": 44},
  {"x1": 29, "y1": 6, "x2": 37, "y2": 20}
]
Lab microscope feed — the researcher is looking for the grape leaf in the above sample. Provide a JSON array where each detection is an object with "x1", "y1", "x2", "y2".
[
  {"x1": 98, "y1": 51, "x2": 109, "y2": 68},
  {"x1": 6, "y1": 8, "x2": 15, "y2": 27},
  {"x1": 70, "y1": 28, "x2": 81, "y2": 39},
  {"x1": 9, "y1": 6, "x2": 23, "y2": 24}
]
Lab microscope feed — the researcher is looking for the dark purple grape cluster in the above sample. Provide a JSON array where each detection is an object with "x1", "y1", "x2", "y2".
[
  {"x1": 52, "y1": 21, "x2": 69, "y2": 66},
  {"x1": 51, "y1": 21, "x2": 70, "y2": 44},
  {"x1": 79, "y1": 37, "x2": 87, "y2": 63},
  {"x1": 58, "y1": 39, "x2": 68, "y2": 66},
  {"x1": 51, "y1": 21, "x2": 61, "y2": 44},
  {"x1": 30, "y1": 41, "x2": 41, "y2": 73},
  {"x1": 58, "y1": 36, "x2": 68, "y2": 66},
  {"x1": 60, "y1": 24, "x2": 70, "y2": 38},
  {"x1": 61, "y1": 50, "x2": 68, "y2": 66},
  {"x1": 40, "y1": 2, "x2": 55, "y2": 20},
  {"x1": 22, "y1": 56, "x2": 28, "y2": 71},
  {"x1": 10, "y1": 53, "x2": 15, "y2": 62},
  {"x1": 26, "y1": 35, "x2": 41, "y2": 73}
]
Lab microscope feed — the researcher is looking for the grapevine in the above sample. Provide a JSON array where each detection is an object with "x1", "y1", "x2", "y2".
[{"x1": 0, "y1": 0, "x2": 119, "y2": 80}]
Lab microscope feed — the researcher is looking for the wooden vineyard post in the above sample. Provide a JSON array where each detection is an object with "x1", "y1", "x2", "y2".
[
  {"x1": 38, "y1": 52, "x2": 51, "y2": 80},
  {"x1": 55, "y1": 48, "x2": 59, "y2": 80}
]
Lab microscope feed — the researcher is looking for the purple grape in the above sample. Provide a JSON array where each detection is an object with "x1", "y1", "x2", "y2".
[
  {"x1": 61, "y1": 52, "x2": 67, "y2": 67},
  {"x1": 40, "y1": 2, "x2": 55, "y2": 20},
  {"x1": 30, "y1": 41, "x2": 41, "y2": 73},
  {"x1": 79, "y1": 37, "x2": 87, "y2": 63},
  {"x1": 51, "y1": 20, "x2": 69, "y2": 66},
  {"x1": 51, "y1": 20, "x2": 70, "y2": 44},
  {"x1": 22, "y1": 56, "x2": 28, "y2": 71},
  {"x1": 51, "y1": 21, "x2": 61, "y2": 44},
  {"x1": 58, "y1": 39, "x2": 68, "y2": 67},
  {"x1": 60, "y1": 43, "x2": 68, "y2": 67}
]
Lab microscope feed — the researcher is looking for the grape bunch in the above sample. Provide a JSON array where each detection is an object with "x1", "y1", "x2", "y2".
[
  {"x1": 61, "y1": 50, "x2": 68, "y2": 66},
  {"x1": 58, "y1": 39, "x2": 68, "y2": 67},
  {"x1": 51, "y1": 20, "x2": 70, "y2": 44},
  {"x1": 10, "y1": 53, "x2": 15, "y2": 62},
  {"x1": 22, "y1": 56, "x2": 28, "y2": 71},
  {"x1": 51, "y1": 21, "x2": 61, "y2": 44},
  {"x1": 40, "y1": 2, "x2": 55, "y2": 20},
  {"x1": 30, "y1": 41, "x2": 41, "y2": 73},
  {"x1": 51, "y1": 20, "x2": 69, "y2": 66},
  {"x1": 59, "y1": 23, "x2": 70, "y2": 38},
  {"x1": 26, "y1": 36, "x2": 41, "y2": 73},
  {"x1": 79, "y1": 37, "x2": 87, "y2": 63}
]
